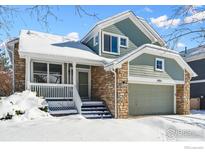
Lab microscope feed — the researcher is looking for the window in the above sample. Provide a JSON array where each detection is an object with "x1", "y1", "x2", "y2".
[
  {"x1": 49, "y1": 64, "x2": 62, "y2": 84},
  {"x1": 155, "y1": 58, "x2": 164, "y2": 71},
  {"x1": 103, "y1": 34, "x2": 119, "y2": 54},
  {"x1": 93, "y1": 34, "x2": 99, "y2": 46},
  {"x1": 33, "y1": 62, "x2": 47, "y2": 83},
  {"x1": 33, "y1": 62, "x2": 62, "y2": 83},
  {"x1": 120, "y1": 37, "x2": 128, "y2": 48}
]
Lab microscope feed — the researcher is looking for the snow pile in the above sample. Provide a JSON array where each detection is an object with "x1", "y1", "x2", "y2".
[
  {"x1": 191, "y1": 109, "x2": 205, "y2": 115},
  {"x1": 0, "y1": 90, "x2": 50, "y2": 121}
]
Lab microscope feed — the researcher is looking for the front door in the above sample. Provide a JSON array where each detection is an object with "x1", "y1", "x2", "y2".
[{"x1": 77, "y1": 70, "x2": 90, "y2": 100}]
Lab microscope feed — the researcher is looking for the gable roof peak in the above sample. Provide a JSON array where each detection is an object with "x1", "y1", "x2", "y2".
[{"x1": 81, "y1": 10, "x2": 165, "y2": 46}]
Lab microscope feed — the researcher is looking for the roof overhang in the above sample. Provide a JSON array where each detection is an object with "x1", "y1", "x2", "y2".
[
  {"x1": 19, "y1": 51, "x2": 107, "y2": 66},
  {"x1": 81, "y1": 11, "x2": 165, "y2": 46},
  {"x1": 104, "y1": 44, "x2": 197, "y2": 78}
]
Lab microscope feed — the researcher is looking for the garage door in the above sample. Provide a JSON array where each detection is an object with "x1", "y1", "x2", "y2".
[{"x1": 128, "y1": 84, "x2": 174, "y2": 115}]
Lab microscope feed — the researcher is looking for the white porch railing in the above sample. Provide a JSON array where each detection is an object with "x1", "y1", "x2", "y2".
[
  {"x1": 29, "y1": 82, "x2": 74, "y2": 99},
  {"x1": 73, "y1": 86, "x2": 82, "y2": 114}
]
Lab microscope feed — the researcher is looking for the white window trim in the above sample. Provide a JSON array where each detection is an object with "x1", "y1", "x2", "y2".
[
  {"x1": 31, "y1": 60, "x2": 64, "y2": 84},
  {"x1": 155, "y1": 58, "x2": 165, "y2": 72},
  {"x1": 93, "y1": 34, "x2": 99, "y2": 46},
  {"x1": 102, "y1": 31, "x2": 121, "y2": 55},
  {"x1": 120, "y1": 36, "x2": 129, "y2": 48}
]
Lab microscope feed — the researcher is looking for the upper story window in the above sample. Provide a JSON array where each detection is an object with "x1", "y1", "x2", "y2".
[
  {"x1": 93, "y1": 34, "x2": 99, "y2": 46},
  {"x1": 102, "y1": 32, "x2": 129, "y2": 55},
  {"x1": 103, "y1": 34, "x2": 119, "y2": 54},
  {"x1": 155, "y1": 58, "x2": 165, "y2": 72},
  {"x1": 120, "y1": 37, "x2": 128, "y2": 48}
]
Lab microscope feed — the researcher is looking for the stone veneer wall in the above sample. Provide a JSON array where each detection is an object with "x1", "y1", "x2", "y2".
[
  {"x1": 176, "y1": 70, "x2": 191, "y2": 114},
  {"x1": 91, "y1": 66, "x2": 115, "y2": 115},
  {"x1": 14, "y1": 43, "x2": 26, "y2": 92},
  {"x1": 116, "y1": 62, "x2": 129, "y2": 118},
  {"x1": 91, "y1": 62, "x2": 129, "y2": 118}
]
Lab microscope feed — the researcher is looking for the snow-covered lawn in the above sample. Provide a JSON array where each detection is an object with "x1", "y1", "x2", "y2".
[{"x1": 0, "y1": 112, "x2": 205, "y2": 141}]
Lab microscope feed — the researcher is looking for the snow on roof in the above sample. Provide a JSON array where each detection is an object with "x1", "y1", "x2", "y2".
[
  {"x1": 19, "y1": 30, "x2": 113, "y2": 64},
  {"x1": 182, "y1": 45, "x2": 205, "y2": 58}
]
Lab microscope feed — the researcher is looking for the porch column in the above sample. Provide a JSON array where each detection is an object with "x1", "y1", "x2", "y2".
[
  {"x1": 73, "y1": 62, "x2": 76, "y2": 86},
  {"x1": 25, "y1": 56, "x2": 31, "y2": 90}
]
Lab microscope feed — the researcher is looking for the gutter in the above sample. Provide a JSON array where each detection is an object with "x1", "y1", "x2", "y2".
[{"x1": 111, "y1": 68, "x2": 117, "y2": 118}]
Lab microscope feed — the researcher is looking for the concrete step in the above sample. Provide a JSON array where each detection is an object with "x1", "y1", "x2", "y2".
[
  {"x1": 81, "y1": 110, "x2": 110, "y2": 115},
  {"x1": 49, "y1": 109, "x2": 78, "y2": 115},
  {"x1": 81, "y1": 107, "x2": 107, "y2": 111},
  {"x1": 83, "y1": 114, "x2": 113, "y2": 119},
  {"x1": 82, "y1": 101, "x2": 104, "y2": 106}
]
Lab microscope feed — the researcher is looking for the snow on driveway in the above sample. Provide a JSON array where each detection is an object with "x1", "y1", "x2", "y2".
[{"x1": 0, "y1": 112, "x2": 205, "y2": 141}]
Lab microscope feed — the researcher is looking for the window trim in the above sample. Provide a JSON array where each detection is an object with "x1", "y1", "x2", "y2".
[
  {"x1": 102, "y1": 32, "x2": 120, "y2": 55},
  {"x1": 31, "y1": 60, "x2": 64, "y2": 84},
  {"x1": 120, "y1": 36, "x2": 128, "y2": 48},
  {"x1": 155, "y1": 58, "x2": 165, "y2": 72},
  {"x1": 93, "y1": 34, "x2": 99, "y2": 46}
]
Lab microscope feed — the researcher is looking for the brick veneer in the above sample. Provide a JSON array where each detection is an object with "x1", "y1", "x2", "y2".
[
  {"x1": 91, "y1": 62, "x2": 129, "y2": 118},
  {"x1": 176, "y1": 70, "x2": 191, "y2": 114},
  {"x1": 14, "y1": 43, "x2": 26, "y2": 92}
]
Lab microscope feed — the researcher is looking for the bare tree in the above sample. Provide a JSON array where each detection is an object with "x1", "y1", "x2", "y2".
[
  {"x1": 164, "y1": 5, "x2": 205, "y2": 49},
  {"x1": 75, "y1": 6, "x2": 100, "y2": 20},
  {"x1": 0, "y1": 5, "x2": 100, "y2": 40}
]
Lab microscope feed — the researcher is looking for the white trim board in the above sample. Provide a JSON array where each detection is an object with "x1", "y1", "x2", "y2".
[
  {"x1": 128, "y1": 76, "x2": 184, "y2": 85},
  {"x1": 20, "y1": 53, "x2": 105, "y2": 67},
  {"x1": 190, "y1": 79, "x2": 205, "y2": 84}
]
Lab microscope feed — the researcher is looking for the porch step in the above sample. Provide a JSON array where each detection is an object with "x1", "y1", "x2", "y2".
[
  {"x1": 81, "y1": 101, "x2": 113, "y2": 119},
  {"x1": 81, "y1": 107, "x2": 107, "y2": 111},
  {"x1": 83, "y1": 114, "x2": 113, "y2": 119},
  {"x1": 81, "y1": 110, "x2": 110, "y2": 115},
  {"x1": 49, "y1": 109, "x2": 78, "y2": 115},
  {"x1": 47, "y1": 99, "x2": 78, "y2": 116}
]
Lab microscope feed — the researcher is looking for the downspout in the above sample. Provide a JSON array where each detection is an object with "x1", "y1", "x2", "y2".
[{"x1": 111, "y1": 68, "x2": 117, "y2": 118}]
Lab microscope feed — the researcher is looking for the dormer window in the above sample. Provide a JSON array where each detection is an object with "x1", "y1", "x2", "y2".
[
  {"x1": 93, "y1": 34, "x2": 99, "y2": 46},
  {"x1": 155, "y1": 58, "x2": 164, "y2": 71},
  {"x1": 120, "y1": 37, "x2": 128, "y2": 48}
]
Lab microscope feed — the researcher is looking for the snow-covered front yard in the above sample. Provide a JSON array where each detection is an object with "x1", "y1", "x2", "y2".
[
  {"x1": 0, "y1": 91, "x2": 205, "y2": 141},
  {"x1": 0, "y1": 112, "x2": 205, "y2": 141}
]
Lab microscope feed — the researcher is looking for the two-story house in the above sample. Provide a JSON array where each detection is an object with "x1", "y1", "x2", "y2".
[{"x1": 6, "y1": 11, "x2": 196, "y2": 119}]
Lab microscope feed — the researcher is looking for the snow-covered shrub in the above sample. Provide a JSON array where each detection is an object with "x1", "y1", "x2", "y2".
[{"x1": 0, "y1": 90, "x2": 50, "y2": 120}]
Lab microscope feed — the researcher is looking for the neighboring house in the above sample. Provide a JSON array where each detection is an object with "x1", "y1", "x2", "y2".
[
  {"x1": 180, "y1": 45, "x2": 205, "y2": 109},
  {"x1": 6, "y1": 11, "x2": 196, "y2": 119}
]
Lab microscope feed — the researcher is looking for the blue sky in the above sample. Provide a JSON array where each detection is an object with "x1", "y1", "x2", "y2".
[{"x1": 1, "y1": 5, "x2": 204, "y2": 51}]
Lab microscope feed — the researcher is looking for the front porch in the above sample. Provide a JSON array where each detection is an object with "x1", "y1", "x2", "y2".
[{"x1": 25, "y1": 58, "x2": 112, "y2": 118}]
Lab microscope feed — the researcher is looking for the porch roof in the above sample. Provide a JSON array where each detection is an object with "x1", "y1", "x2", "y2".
[{"x1": 19, "y1": 30, "x2": 113, "y2": 65}]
